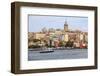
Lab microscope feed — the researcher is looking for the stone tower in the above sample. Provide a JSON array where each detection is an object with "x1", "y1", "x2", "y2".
[{"x1": 64, "y1": 20, "x2": 68, "y2": 32}]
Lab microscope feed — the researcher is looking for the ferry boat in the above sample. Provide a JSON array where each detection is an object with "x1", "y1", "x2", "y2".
[
  {"x1": 40, "y1": 50, "x2": 54, "y2": 53},
  {"x1": 40, "y1": 48, "x2": 54, "y2": 53}
]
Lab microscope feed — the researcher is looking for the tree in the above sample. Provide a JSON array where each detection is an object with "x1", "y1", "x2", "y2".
[
  {"x1": 65, "y1": 41, "x2": 74, "y2": 47},
  {"x1": 59, "y1": 41, "x2": 65, "y2": 47},
  {"x1": 33, "y1": 39, "x2": 40, "y2": 42}
]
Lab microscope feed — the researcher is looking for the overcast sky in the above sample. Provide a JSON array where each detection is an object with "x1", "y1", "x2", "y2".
[{"x1": 28, "y1": 15, "x2": 88, "y2": 32}]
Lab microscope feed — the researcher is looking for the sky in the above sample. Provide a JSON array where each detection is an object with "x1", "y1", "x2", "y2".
[{"x1": 28, "y1": 15, "x2": 88, "y2": 32}]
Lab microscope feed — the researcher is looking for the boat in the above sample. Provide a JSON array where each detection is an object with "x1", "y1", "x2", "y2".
[{"x1": 40, "y1": 50, "x2": 54, "y2": 53}]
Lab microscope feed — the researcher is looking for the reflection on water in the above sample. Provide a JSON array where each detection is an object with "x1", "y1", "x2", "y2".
[{"x1": 28, "y1": 49, "x2": 88, "y2": 61}]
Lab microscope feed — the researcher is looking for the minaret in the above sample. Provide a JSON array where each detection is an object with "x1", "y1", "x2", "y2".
[{"x1": 64, "y1": 20, "x2": 68, "y2": 32}]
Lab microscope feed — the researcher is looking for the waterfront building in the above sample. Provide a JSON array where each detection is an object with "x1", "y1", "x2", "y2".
[
  {"x1": 84, "y1": 33, "x2": 88, "y2": 42},
  {"x1": 64, "y1": 33, "x2": 69, "y2": 42},
  {"x1": 80, "y1": 33, "x2": 84, "y2": 41},
  {"x1": 34, "y1": 32, "x2": 45, "y2": 40},
  {"x1": 55, "y1": 30, "x2": 62, "y2": 35}
]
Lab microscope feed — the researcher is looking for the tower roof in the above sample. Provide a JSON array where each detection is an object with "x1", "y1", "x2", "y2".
[
  {"x1": 65, "y1": 20, "x2": 67, "y2": 24},
  {"x1": 64, "y1": 20, "x2": 68, "y2": 26}
]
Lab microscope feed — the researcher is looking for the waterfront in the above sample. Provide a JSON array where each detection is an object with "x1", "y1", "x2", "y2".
[{"x1": 28, "y1": 49, "x2": 88, "y2": 61}]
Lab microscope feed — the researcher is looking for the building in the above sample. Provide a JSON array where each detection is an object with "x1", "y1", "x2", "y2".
[
  {"x1": 64, "y1": 33, "x2": 69, "y2": 42},
  {"x1": 34, "y1": 32, "x2": 45, "y2": 40},
  {"x1": 42, "y1": 27, "x2": 47, "y2": 33},
  {"x1": 55, "y1": 29, "x2": 62, "y2": 35},
  {"x1": 64, "y1": 21, "x2": 68, "y2": 32}
]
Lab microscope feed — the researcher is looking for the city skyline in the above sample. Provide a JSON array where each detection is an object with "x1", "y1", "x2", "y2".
[
  {"x1": 28, "y1": 15, "x2": 88, "y2": 32},
  {"x1": 28, "y1": 15, "x2": 88, "y2": 61}
]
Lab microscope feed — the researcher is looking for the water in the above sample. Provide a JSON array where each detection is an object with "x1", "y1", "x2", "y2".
[{"x1": 28, "y1": 49, "x2": 88, "y2": 61}]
